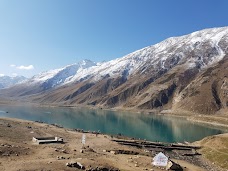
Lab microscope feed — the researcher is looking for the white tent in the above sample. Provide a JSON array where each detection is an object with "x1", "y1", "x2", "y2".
[{"x1": 152, "y1": 152, "x2": 168, "y2": 167}]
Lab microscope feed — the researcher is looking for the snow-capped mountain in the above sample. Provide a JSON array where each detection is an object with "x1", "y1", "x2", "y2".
[
  {"x1": 0, "y1": 75, "x2": 27, "y2": 89},
  {"x1": 27, "y1": 59, "x2": 97, "y2": 90},
  {"x1": 59, "y1": 27, "x2": 228, "y2": 85},
  {"x1": 1, "y1": 26, "x2": 228, "y2": 115},
  {"x1": 23, "y1": 27, "x2": 228, "y2": 88}
]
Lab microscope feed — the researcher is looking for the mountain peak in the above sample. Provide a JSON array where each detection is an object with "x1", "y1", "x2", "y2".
[
  {"x1": 79, "y1": 59, "x2": 97, "y2": 69},
  {"x1": 25, "y1": 59, "x2": 97, "y2": 90}
]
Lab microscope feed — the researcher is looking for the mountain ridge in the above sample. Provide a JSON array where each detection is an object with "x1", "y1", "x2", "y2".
[{"x1": 1, "y1": 26, "x2": 228, "y2": 115}]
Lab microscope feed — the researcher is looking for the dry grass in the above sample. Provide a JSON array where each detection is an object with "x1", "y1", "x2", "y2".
[{"x1": 198, "y1": 134, "x2": 228, "y2": 170}]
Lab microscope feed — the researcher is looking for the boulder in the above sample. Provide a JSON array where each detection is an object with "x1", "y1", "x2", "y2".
[
  {"x1": 66, "y1": 162, "x2": 85, "y2": 169},
  {"x1": 166, "y1": 160, "x2": 183, "y2": 171}
]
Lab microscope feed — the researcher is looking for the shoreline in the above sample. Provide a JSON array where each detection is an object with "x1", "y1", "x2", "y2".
[
  {"x1": 161, "y1": 110, "x2": 228, "y2": 130},
  {"x1": 1, "y1": 117, "x2": 227, "y2": 171}
]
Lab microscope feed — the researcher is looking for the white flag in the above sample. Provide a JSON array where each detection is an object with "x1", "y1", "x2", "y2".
[{"x1": 82, "y1": 134, "x2": 86, "y2": 144}]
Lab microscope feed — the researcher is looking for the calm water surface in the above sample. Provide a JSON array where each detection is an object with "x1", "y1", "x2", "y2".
[{"x1": 0, "y1": 105, "x2": 225, "y2": 143}]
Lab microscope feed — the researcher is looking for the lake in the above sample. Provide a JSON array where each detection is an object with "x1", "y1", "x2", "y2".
[{"x1": 0, "y1": 105, "x2": 225, "y2": 143}]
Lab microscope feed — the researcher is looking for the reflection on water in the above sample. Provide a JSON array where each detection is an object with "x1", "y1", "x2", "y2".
[{"x1": 0, "y1": 105, "x2": 225, "y2": 143}]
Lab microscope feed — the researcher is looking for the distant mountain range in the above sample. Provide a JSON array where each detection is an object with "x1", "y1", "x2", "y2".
[
  {"x1": 1, "y1": 26, "x2": 228, "y2": 115},
  {"x1": 0, "y1": 75, "x2": 27, "y2": 89}
]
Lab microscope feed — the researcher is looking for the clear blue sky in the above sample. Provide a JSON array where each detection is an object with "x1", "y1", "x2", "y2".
[{"x1": 0, "y1": 0, "x2": 227, "y2": 77}]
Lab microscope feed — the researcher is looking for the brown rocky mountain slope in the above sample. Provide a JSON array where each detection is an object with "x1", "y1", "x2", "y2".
[
  {"x1": 0, "y1": 27, "x2": 227, "y2": 115},
  {"x1": 31, "y1": 55, "x2": 227, "y2": 115}
]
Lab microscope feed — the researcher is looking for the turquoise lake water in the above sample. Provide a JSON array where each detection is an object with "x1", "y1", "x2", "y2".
[{"x1": 0, "y1": 105, "x2": 225, "y2": 143}]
